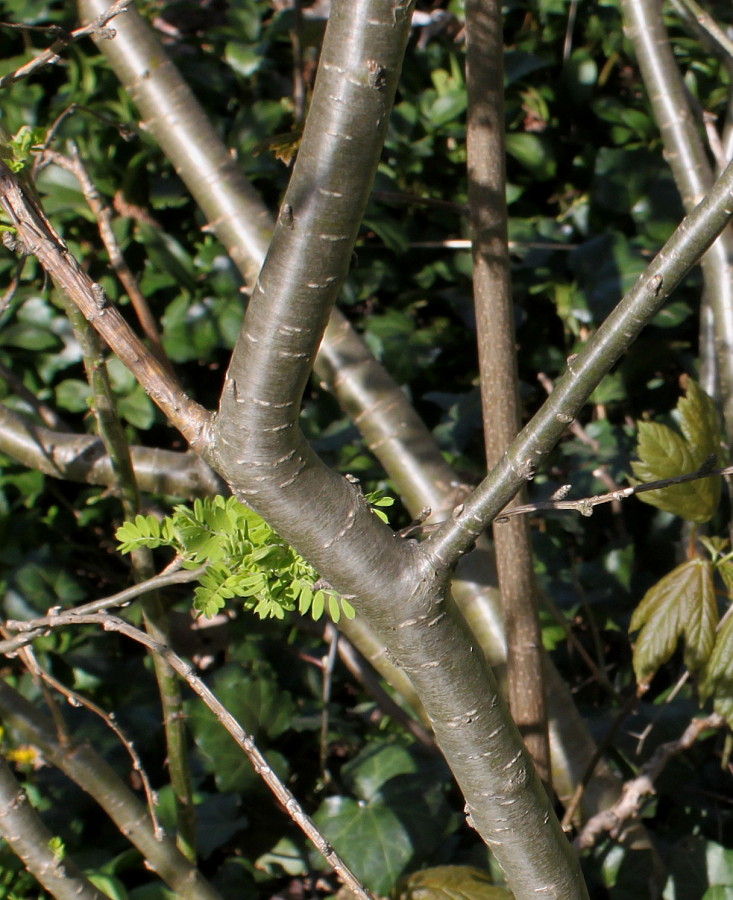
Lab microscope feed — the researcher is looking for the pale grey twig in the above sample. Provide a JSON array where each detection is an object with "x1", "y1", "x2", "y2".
[
  {"x1": 0, "y1": 563, "x2": 205, "y2": 657},
  {"x1": 4, "y1": 610, "x2": 374, "y2": 900},
  {"x1": 575, "y1": 712, "x2": 726, "y2": 849},
  {"x1": 494, "y1": 461, "x2": 733, "y2": 522},
  {"x1": 0, "y1": 0, "x2": 131, "y2": 88},
  {"x1": 9, "y1": 637, "x2": 162, "y2": 839}
]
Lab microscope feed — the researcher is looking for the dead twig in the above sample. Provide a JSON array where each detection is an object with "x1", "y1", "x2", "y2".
[
  {"x1": 0, "y1": 562, "x2": 205, "y2": 657},
  {"x1": 1, "y1": 610, "x2": 375, "y2": 900},
  {"x1": 0, "y1": 0, "x2": 132, "y2": 89},
  {"x1": 2, "y1": 630, "x2": 162, "y2": 839},
  {"x1": 40, "y1": 145, "x2": 174, "y2": 377},
  {"x1": 0, "y1": 161, "x2": 211, "y2": 449},
  {"x1": 575, "y1": 712, "x2": 726, "y2": 849}
]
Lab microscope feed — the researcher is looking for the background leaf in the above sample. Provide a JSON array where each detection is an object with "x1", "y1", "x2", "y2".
[
  {"x1": 630, "y1": 380, "x2": 721, "y2": 523},
  {"x1": 629, "y1": 558, "x2": 717, "y2": 685}
]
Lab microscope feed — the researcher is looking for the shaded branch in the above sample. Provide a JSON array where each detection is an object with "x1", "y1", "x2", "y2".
[
  {"x1": 465, "y1": 0, "x2": 549, "y2": 782},
  {"x1": 0, "y1": 0, "x2": 131, "y2": 88},
  {"x1": 3, "y1": 612, "x2": 374, "y2": 900},
  {"x1": 576, "y1": 712, "x2": 726, "y2": 849},
  {"x1": 425, "y1": 156, "x2": 733, "y2": 563},
  {"x1": 0, "y1": 756, "x2": 108, "y2": 900},
  {"x1": 622, "y1": 0, "x2": 733, "y2": 444},
  {"x1": 0, "y1": 161, "x2": 211, "y2": 449},
  {"x1": 0, "y1": 404, "x2": 226, "y2": 496},
  {"x1": 0, "y1": 562, "x2": 204, "y2": 657},
  {"x1": 0, "y1": 682, "x2": 225, "y2": 900}
]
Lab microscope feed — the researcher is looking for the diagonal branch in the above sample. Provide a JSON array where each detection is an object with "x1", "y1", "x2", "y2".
[
  {"x1": 0, "y1": 756, "x2": 108, "y2": 900},
  {"x1": 0, "y1": 682, "x2": 225, "y2": 900},
  {"x1": 425, "y1": 156, "x2": 733, "y2": 564},
  {"x1": 0, "y1": 0, "x2": 130, "y2": 88},
  {"x1": 0, "y1": 162, "x2": 211, "y2": 449},
  {"x1": 3, "y1": 611, "x2": 374, "y2": 900},
  {"x1": 621, "y1": 0, "x2": 733, "y2": 445}
]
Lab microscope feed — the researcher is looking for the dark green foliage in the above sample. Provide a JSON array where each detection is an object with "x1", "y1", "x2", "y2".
[{"x1": 1, "y1": 0, "x2": 733, "y2": 897}]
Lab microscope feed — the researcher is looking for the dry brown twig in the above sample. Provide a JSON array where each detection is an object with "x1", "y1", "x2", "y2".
[
  {"x1": 2, "y1": 630, "x2": 163, "y2": 839},
  {"x1": 39, "y1": 145, "x2": 173, "y2": 374},
  {"x1": 0, "y1": 0, "x2": 131, "y2": 88},
  {"x1": 0, "y1": 562, "x2": 205, "y2": 658},
  {"x1": 1, "y1": 610, "x2": 374, "y2": 900},
  {"x1": 0, "y1": 161, "x2": 211, "y2": 449},
  {"x1": 575, "y1": 712, "x2": 726, "y2": 849}
]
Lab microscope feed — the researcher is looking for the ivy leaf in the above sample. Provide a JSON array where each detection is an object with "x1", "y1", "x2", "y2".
[
  {"x1": 312, "y1": 796, "x2": 414, "y2": 896},
  {"x1": 630, "y1": 379, "x2": 721, "y2": 523},
  {"x1": 629, "y1": 558, "x2": 717, "y2": 686}
]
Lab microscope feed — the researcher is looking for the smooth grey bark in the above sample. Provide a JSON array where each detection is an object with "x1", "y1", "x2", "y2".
[
  {"x1": 0, "y1": 756, "x2": 108, "y2": 900},
  {"x1": 205, "y1": 3, "x2": 587, "y2": 898},
  {"x1": 0, "y1": 403, "x2": 226, "y2": 496},
  {"x1": 0, "y1": 682, "x2": 225, "y2": 900},
  {"x1": 75, "y1": 0, "x2": 622, "y2": 818},
  {"x1": 424, "y1": 158, "x2": 733, "y2": 564},
  {"x1": 622, "y1": 0, "x2": 733, "y2": 436},
  {"x1": 40, "y1": 1, "x2": 733, "y2": 896}
]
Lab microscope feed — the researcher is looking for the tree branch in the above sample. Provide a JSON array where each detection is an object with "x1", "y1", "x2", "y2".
[
  {"x1": 3, "y1": 612, "x2": 374, "y2": 900},
  {"x1": 0, "y1": 404, "x2": 226, "y2": 496},
  {"x1": 465, "y1": 0, "x2": 549, "y2": 783},
  {"x1": 621, "y1": 0, "x2": 733, "y2": 446},
  {"x1": 0, "y1": 0, "x2": 130, "y2": 88},
  {"x1": 0, "y1": 681, "x2": 226, "y2": 900},
  {"x1": 0, "y1": 162, "x2": 211, "y2": 450},
  {"x1": 0, "y1": 756, "x2": 108, "y2": 900},
  {"x1": 575, "y1": 712, "x2": 726, "y2": 849},
  {"x1": 425, "y1": 156, "x2": 733, "y2": 563}
]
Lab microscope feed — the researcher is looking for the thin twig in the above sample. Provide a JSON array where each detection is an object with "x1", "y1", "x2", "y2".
[
  {"x1": 537, "y1": 371, "x2": 625, "y2": 525},
  {"x1": 320, "y1": 622, "x2": 339, "y2": 786},
  {"x1": 335, "y1": 634, "x2": 437, "y2": 752},
  {"x1": 2, "y1": 610, "x2": 374, "y2": 900},
  {"x1": 575, "y1": 712, "x2": 726, "y2": 849},
  {"x1": 0, "y1": 255, "x2": 25, "y2": 316},
  {"x1": 40, "y1": 145, "x2": 174, "y2": 376},
  {"x1": 407, "y1": 461, "x2": 733, "y2": 536},
  {"x1": 669, "y1": 0, "x2": 733, "y2": 64},
  {"x1": 540, "y1": 590, "x2": 620, "y2": 702},
  {"x1": 5, "y1": 633, "x2": 162, "y2": 839},
  {"x1": 0, "y1": 160, "x2": 211, "y2": 449},
  {"x1": 0, "y1": 359, "x2": 71, "y2": 429},
  {"x1": 494, "y1": 460, "x2": 732, "y2": 522},
  {"x1": 0, "y1": 562, "x2": 205, "y2": 657},
  {"x1": 0, "y1": 0, "x2": 131, "y2": 88},
  {"x1": 560, "y1": 690, "x2": 637, "y2": 831}
]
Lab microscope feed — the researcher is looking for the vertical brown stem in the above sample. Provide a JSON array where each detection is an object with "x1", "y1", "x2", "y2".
[{"x1": 465, "y1": 0, "x2": 550, "y2": 784}]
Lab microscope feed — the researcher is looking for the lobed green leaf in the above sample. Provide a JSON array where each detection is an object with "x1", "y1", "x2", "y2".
[
  {"x1": 630, "y1": 379, "x2": 722, "y2": 523},
  {"x1": 629, "y1": 558, "x2": 717, "y2": 686}
]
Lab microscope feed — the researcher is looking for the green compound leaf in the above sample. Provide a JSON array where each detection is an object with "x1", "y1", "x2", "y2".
[
  {"x1": 396, "y1": 866, "x2": 514, "y2": 900},
  {"x1": 117, "y1": 494, "x2": 381, "y2": 623},
  {"x1": 629, "y1": 558, "x2": 717, "y2": 686},
  {"x1": 116, "y1": 514, "x2": 173, "y2": 553},
  {"x1": 630, "y1": 379, "x2": 722, "y2": 523}
]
